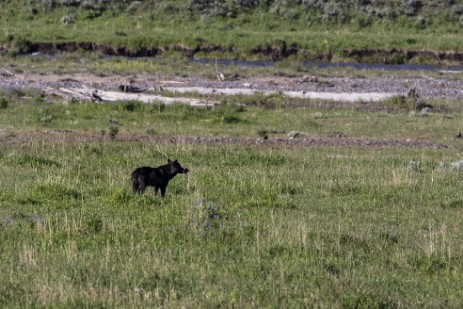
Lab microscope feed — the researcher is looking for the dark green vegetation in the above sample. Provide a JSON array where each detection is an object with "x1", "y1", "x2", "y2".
[
  {"x1": 2, "y1": 82, "x2": 463, "y2": 307},
  {"x1": 2, "y1": 0, "x2": 463, "y2": 63}
]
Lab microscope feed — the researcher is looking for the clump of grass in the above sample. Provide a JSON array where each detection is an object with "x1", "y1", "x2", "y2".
[{"x1": 383, "y1": 95, "x2": 413, "y2": 109}]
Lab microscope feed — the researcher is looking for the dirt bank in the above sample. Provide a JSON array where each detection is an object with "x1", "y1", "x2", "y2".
[{"x1": 4, "y1": 41, "x2": 463, "y2": 64}]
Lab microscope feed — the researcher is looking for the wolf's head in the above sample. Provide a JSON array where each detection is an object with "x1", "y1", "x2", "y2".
[{"x1": 168, "y1": 159, "x2": 189, "y2": 174}]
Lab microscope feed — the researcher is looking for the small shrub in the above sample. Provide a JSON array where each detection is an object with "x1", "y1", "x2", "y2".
[
  {"x1": 450, "y1": 160, "x2": 463, "y2": 170},
  {"x1": 401, "y1": 0, "x2": 422, "y2": 16},
  {"x1": 0, "y1": 97, "x2": 8, "y2": 109},
  {"x1": 441, "y1": 199, "x2": 463, "y2": 209},
  {"x1": 81, "y1": 1, "x2": 97, "y2": 10},
  {"x1": 439, "y1": 162, "x2": 447, "y2": 170},
  {"x1": 257, "y1": 129, "x2": 269, "y2": 139},
  {"x1": 222, "y1": 114, "x2": 241, "y2": 124},
  {"x1": 126, "y1": 1, "x2": 141, "y2": 13},
  {"x1": 450, "y1": 5, "x2": 463, "y2": 17},
  {"x1": 122, "y1": 101, "x2": 142, "y2": 112},
  {"x1": 415, "y1": 15, "x2": 427, "y2": 29},
  {"x1": 40, "y1": 114, "x2": 53, "y2": 123},
  {"x1": 108, "y1": 125, "x2": 119, "y2": 141},
  {"x1": 409, "y1": 159, "x2": 421, "y2": 172},
  {"x1": 287, "y1": 131, "x2": 305, "y2": 139},
  {"x1": 388, "y1": 52, "x2": 406, "y2": 65},
  {"x1": 7, "y1": 87, "x2": 26, "y2": 98},
  {"x1": 62, "y1": 0, "x2": 80, "y2": 6},
  {"x1": 60, "y1": 14, "x2": 76, "y2": 25},
  {"x1": 107, "y1": 118, "x2": 119, "y2": 126},
  {"x1": 83, "y1": 10, "x2": 102, "y2": 20},
  {"x1": 85, "y1": 216, "x2": 103, "y2": 234},
  {"x1": 420, "y1": 107, "x2": 431, "y2": 117},
  {"x1": 357, "y1": 16, "x2": 372, "y2": 28},
  {"x1": 191, "y1": 200, "x2": 225, "y2": 231},
  {"x1": 145, "y1": 128, "x2": 156, "y2": 136},
  {"x1": 26, "y1": 6, "x2": 38, "y2": 15}
]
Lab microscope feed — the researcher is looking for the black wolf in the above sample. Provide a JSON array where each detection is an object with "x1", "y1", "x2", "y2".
[{"x1": 131, "y1": 159, "x2": 189, "y2": 197}]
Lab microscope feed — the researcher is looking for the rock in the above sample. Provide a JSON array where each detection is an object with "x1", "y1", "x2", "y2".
[
  {"x1": 287, "y1": 131, "x2": 305, "y2": 139},
  {"x1": 216, "y1": 72, "x2": 225, "y2": 82},
  {"x1": 301, "y1": 75, "x2": 318, "y2": 83}
]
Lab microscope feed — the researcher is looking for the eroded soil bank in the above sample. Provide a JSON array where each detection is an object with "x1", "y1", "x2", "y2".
[{"x1": 3, "y1": 41, "x2": 463, "y2": 64}]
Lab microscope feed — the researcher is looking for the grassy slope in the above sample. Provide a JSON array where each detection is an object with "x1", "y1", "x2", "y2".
[
  {"x1": 1, "y1": 92, "x2": 463, "y2": 307},
  {"x1": 1, "y1": 1, "x2": 463, "y2": 61}
]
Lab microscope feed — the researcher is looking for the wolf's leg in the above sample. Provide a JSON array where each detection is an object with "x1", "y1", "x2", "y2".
[
  {"x1": 132, "y1": 178, "x2": 139, "y2": 193},
  {"x1": 160, "y1": 186, "x2": 166, "y2": 197}
]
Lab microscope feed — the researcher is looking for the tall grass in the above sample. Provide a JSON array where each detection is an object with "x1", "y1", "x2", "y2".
[
  {"x1": 1, "y1": 91, "x2": 463, "y2": 306},
  {"x1": 1, "y1": 138, "x2": 463, "y2": 307}
]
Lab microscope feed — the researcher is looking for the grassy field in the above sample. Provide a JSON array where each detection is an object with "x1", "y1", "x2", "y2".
[{"x1": 2, "y1": 82, "x2": 463, "y2": 307}]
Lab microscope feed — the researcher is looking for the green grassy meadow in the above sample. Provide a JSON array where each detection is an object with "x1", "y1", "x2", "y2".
[
  {"x1": 2, "y1": 0, "x2": 463, "y2": 306},
  {"x1": 2, "y1": 85, "x2": 463, "y2": 307}
]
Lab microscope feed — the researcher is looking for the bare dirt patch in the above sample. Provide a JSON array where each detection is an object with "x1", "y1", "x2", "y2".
[{"x1": 0, "y1": 130, "x2": 448, "y2": 149}]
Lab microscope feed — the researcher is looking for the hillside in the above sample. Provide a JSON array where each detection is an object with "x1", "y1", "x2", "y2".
[{"x1": 1, "y1": 0, "x2": 463, "y2": 63}]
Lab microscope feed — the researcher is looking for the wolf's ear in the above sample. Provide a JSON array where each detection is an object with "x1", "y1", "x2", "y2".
[
  {"x1": 168, "y1": 159, "x2": 172, "y2": 163},
  {"x1": 174, "y1": 159, "x2": 178, "y2": 163}
]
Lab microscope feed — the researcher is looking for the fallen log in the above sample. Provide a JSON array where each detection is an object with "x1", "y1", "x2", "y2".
[{"x1": 51, "y1": 87, "x2": 218, "y2": 106}]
